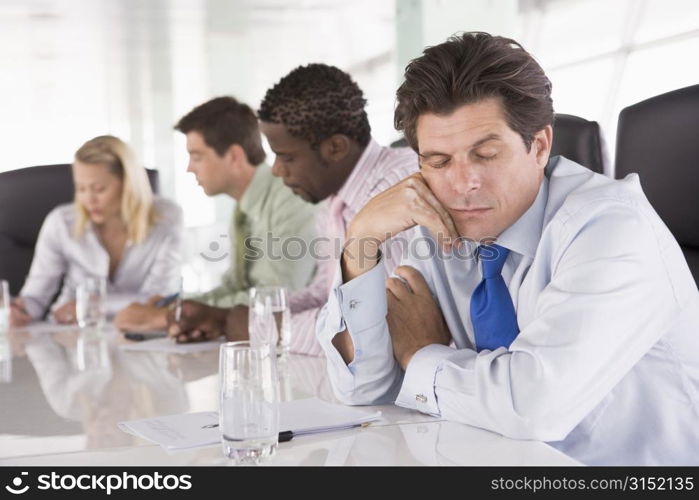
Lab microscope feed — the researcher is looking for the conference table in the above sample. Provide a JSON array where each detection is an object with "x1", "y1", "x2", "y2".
[{"x1": 0, "y1": 323, "x2": 578, "y2": 466}]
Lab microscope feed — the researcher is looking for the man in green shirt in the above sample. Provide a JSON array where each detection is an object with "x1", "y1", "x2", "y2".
[{"x1": 115, "y1": 96, "x2": 316, "y2": 332}]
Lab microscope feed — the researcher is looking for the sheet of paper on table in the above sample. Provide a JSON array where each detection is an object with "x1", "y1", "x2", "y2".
[
  {"x1": 119, "y1": 337, "x2": 224, "y2": 354},
  {"x1": 118, "y1": 397, "x2": 382, "y2": 451},
  {"x1": 15, "y1": 321, "x2": 87, "y2": 335}
]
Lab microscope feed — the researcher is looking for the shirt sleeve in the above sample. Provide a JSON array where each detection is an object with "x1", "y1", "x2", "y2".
[
  {"x1": 398, "y1": 202, "x2": 683, "y2": 442},
  {"x1": 19, "y1": 209, "x2": 68, "y2": 319},
  {"x1": 316, "y1": 257, "x2": 404, "y2": 405}
]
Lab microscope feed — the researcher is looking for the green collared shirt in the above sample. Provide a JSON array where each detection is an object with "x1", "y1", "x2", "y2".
[{"x1": 193, "y1": 164, "x2": 317, "y2": 307}]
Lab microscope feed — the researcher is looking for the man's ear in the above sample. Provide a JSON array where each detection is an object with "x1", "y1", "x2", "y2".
[
  {"x1": 533, "y1": 125, "x2": 553, "y2": 168},
  {"x1": 225, "y1": 144, "x2": 248, "y2": 168},
  {"x1": 319, "y1": 134, "x2": 351, "y2": 164}
]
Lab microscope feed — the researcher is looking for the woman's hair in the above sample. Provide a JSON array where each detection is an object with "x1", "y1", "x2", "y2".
[{"x1": 73, "y1": 135, "x2": 155, "y2": 244}]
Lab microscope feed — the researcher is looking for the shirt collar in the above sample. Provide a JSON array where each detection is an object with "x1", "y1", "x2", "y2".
[
  {"x1": 336, "y1": 138, "x2": 380, "y2": 206},
  {"x1": 495, "y1": 175, "x2": 549, "y2": 259},
  {"x1": 238, "y1": 163, "x2": 272, "y2": 215}
]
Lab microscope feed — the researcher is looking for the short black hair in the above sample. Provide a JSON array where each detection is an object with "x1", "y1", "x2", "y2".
[
  {"x1": 258, "y1": 63, "x2": 371, "y2": 149},
  {"x1": 174, "y1": 96, "x2": 266, "y2": 165}
]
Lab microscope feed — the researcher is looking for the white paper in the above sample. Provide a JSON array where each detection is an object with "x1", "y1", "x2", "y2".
[
  {"x1": 119, "y1": 337, "x2": 223, "y2": 354},
  {"x1": 118, "y1": 397, "x2": 382, "y2": 451},
  {"x1": 119, "y1": 411, "x2": 220, "y2": 450},
  {"x1": 16, "y1": 321, "x2": 105, "y2": 336},
  {"x1": 279, "y1": 398, "x2": 381, "y2": 435}
]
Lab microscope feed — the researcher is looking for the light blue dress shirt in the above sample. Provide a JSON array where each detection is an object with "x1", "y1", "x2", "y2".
[{"x1": 316, "y1": 156, "x2": 699, "y2": 465}]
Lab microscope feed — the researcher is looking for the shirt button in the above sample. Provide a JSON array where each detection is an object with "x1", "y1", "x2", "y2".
[
  {"x1": 348, "y1": 299, "x2": 359, "y2": 309},
  {"x1": 415, "y1": 394, "x2": 427, "y2": 403}
]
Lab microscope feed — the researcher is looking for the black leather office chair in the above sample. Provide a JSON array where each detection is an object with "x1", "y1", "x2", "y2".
[
  {"x1": 0, "y1": 164, "x2": 159, "y2": 295},
  {"x1": 615, "y1": 84, "x2": 699, "y2": 286},
  {"x1": 550, "y1": 113, "x2": 607, "y2": 174},
  {"x1": 390, "y1": 137, "x2": 409, "y2": 148},
  {"x1": 391, "y1": 113, "x2": 607, "y2": 174}
]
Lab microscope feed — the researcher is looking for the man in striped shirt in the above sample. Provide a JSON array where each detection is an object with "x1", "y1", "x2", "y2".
[
  {"x1": 170, "y1": 64, "x2": 417, "y2": 356},
  {"x1": 257, "y1": 64, "x2": 418, "y2": 355}
]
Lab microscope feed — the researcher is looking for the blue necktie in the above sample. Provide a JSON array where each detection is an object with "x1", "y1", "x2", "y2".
[{"x1": 470, "y1": 244, "x2": 519, "y2": 352}]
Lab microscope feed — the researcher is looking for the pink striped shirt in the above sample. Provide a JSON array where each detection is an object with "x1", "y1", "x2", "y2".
[{"x1": 288, "y1": 139, "x2": 418, "y2": 356}]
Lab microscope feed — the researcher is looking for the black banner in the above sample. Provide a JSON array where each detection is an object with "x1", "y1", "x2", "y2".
[{"x1": 0, "y1": 466, "x2": 697, "y2": 498}]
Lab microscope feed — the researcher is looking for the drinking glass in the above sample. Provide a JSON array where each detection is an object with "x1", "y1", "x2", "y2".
[
  {"x1": 219, "y1": 341, "x2": 280, "y2": 465},
  {"x1": 248, "y1": 286, "x2": 291, "y2": 358},
  {"x1": 0, "y1": 280, "x2": 10, "y2": 338},
  {"x1": 75, "y1": 277, "x2": 106, "y2": 331}
]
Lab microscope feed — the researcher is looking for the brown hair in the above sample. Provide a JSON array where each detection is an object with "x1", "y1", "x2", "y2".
[
  {"x1": 174, "y1": 96, "x2": 266, "y2": 165},
  {"x1": 395, "y1": 32, "x2": 554, "y2": 152}
]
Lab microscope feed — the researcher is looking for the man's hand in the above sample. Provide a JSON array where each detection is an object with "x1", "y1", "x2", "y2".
[
  {"x1": 166, "y1": 300, "x2": 228, "y2": 343},
  {"x1": 333, "y1": 173, "x2": 458, "y2": 365},
  {"x1": 114, "y1": 296, "x2": 168, "y2": 332},
  {"x1": 10, "y1": 298, "x2": 32, "y2": 328},
  {"x1": 386, "y1": 265, "x2": 451, "y2": 370},
  {"x1": 224, "y1": 305, "x2": 250, "y2": 342},
  {"x1": 343, "y1": 172, "x2": 459, "y2": 282},
  {"x1": 52, "y1": 300, "x2": 77, "y2": 324}
]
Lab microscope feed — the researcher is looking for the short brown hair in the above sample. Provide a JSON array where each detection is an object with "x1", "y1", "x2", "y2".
[
  {"x1": 175, "y1": 96, "x2": 266, "y2": 165},
  {"x1": 395, "y1": 32, "x2": 554, "y2": 152}
]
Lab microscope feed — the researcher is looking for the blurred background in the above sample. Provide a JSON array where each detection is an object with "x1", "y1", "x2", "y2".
[{"x1": 2, "y1": 0, "x2": 698, "y2": 291}]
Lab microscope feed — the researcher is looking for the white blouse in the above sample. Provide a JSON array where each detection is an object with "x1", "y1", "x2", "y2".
[{"x1": 20, "y1": 197, "x2": 183, "y2": 319}]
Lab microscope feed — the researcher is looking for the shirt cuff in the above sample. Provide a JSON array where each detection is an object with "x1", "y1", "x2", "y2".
[
  {"x1": 395, "y1": 343, "x2": 454, "y2": 416},
  {"x1": 317, "y1": 258, "x2": 388, "y2": 341},
  {"x1": 21, "y1": 296, "x2": 46, "y2": 320},
  {"x1": 316, "y1": 258, "x2": 390, "y2": 396}
]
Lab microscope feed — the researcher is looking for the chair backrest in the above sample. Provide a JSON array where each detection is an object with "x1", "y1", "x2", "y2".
[
  {"x1": 615, "y1": 84, "x2": 699, "y2": 285},
  {"x1": 390, "y1": 137, "x2": 409, "y2": 148},
  {"x1": 550, "y1": 113, "x2": 607, "y2": 174},
  {"x1": 0, "y1": 164, "x2": 159, "y2": 295}
]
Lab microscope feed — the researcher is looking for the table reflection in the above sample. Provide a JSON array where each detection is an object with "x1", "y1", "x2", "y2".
[{"x1": 2, "y1": 324, "x2": 335, "y2": 457}]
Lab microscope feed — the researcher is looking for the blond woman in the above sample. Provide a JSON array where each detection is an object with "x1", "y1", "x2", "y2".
[{"x1": 10, "y1": 135, "x2": 182, "y2": 326}]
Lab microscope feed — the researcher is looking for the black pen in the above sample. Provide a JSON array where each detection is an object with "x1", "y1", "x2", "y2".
[
  {"x1": 124, "y1": 331, "x2": 168, "y2": 341},
  {"x1": 278, "y1": 430, "x2": 294, "y2": 443},
  {"x1": 201, "y1": 423, "x2": 365, "y2": 442},
  {"x1": 201, "y1": 424, "x2": 293, "y2": 442}
]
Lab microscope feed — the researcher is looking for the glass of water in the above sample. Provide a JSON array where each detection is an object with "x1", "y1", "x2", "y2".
[
  {"x1": 248, "y1": 286, "x2": 291, "y2": 358},
  {"x1": 0, "y1": 280, "x2": 9, "y2": 337},
  {"x1": 75, "y1": 277, "x2": 106, "y2": 331},
  {"x1": 219, "y1": 341, "x2": 280, "y2": 465},
  {"x1": 0, "y1": 281, "x2": 12, "y2": 383}
]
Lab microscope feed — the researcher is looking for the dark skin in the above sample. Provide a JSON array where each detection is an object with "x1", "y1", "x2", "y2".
[
  {"x1": 168, "y1": 122, "x2": 367, "y2": 343},
  {"x1": 166, "y1": 301, "x2": 248, "y2": 343},
  {"x1": 259, "y1": 121, "x2": 364, "y2": 205}
]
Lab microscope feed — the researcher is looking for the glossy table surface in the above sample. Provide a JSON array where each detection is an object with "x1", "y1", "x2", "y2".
[{"x1": 0, "y1": 324, "x2": 578, "y2": 466}]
